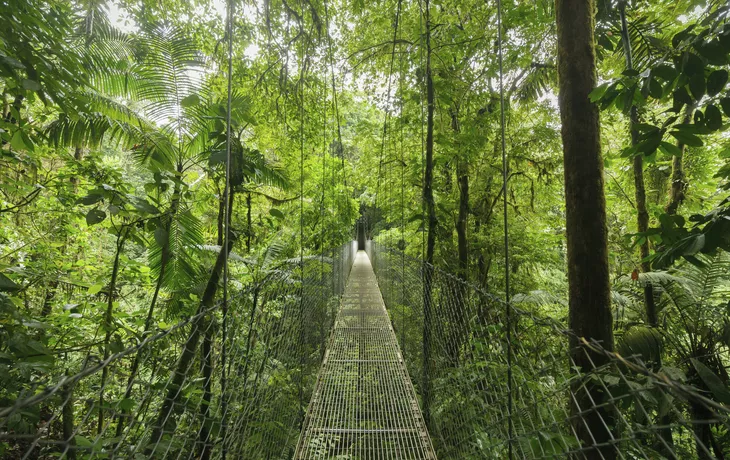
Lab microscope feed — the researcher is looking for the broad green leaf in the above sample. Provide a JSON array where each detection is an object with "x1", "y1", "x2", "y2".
[
  {"x1": 672, "y1": 25, "x2": 696, "y2": 48},
  {"x1": 21, "y1": 79, "x2": 41, "y2": 91},
  {"x1": 673, "y1": 87, "x2": 692, "y2": 110},
  {"x1": 77, "y1": 194, "x2": 103, "y2": 205},
  {"x1": 132, "y1": 198, "x2": 160, "y2": 215},
  {"x1": 682, "y1": 234, "x2": 705, "y2": 255},
  {"x1": 634, "y1": 123, "x2": 659, "y2": 133},
  {"x1": 661, "y1": 366, "x2": 687, "y2": 383},
  {"x1": 688, "y1": 73, "x2": 705, "y2": 100},
  {"x1": 269, "y1": 208, "x2": 285, "y2": 219},
  {"x1": 652, "y1": 64, "x2": 677, "y2": 81},
  {"x1": 75, "y1": 436, "x2": 92, "y2": 447},
  {"x1": 181, "y1": 93, "x2": 200, "y2": 108},
  {"x1": 10, "y1": 130, "x2": 26, "y2": 151},
  {"x1": 86, "y1": 209, "x2": 107, "y2": 225},
  {"x1": 88, "y1": 284, "x2": 104, "y2": 295},
  {"x1": 707, "y1": 69, "x2": 729, "y2": 96},
  {"x1": 691, "y1": 358, "x2": 730, "y2": 404},
  {"x1": 589, "y1": 83, "x2": 610, "y2": 102},
  {"x1": 0, "y1": 273, "x2": 20, "y2": 292},
  {"x1": 669, "y1": 130, "x2": 703, "y2": 147},
  {"x1": 705, "y1": 105, "x2": 723, "y2": 131},
  {"x1": 696, "y1": 41, "x2": 729, "y2": 65},
  {"x1": 648, "y1": 77, "x2": 663, "y2": 99},
  {"x1": 682, "y1": 52, "x2": 704, "y2": 76},
  {"x1": 720, "y1": 98, "x2": 730, "y2": 117},
  {"x1": 154, "y1": 227, "x2": 168, "y2": 247},
  {"x1": 118, "y1": 398, "x2": 136, "y2": 411},
  {"x1": 659, "y1": 141, "x2": 682, "y2": 157}
]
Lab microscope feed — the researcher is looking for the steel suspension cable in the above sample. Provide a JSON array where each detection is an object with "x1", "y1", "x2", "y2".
[
  {"x1": 321, "y1": 37, "x2": 328, "y2": 293},
  {"x1": 495, "y1": 0, "x2": 513, "y2": 456},
  {"x1": 418, "y1": 0, "x2": 426, "y2": 261},
  {"x1": 376, "y1": 0, "x2": 403, "y2": 211},
  {"x1": 220, "y1": 0, "x2": 235, "y2": 457},
  {"x1": 398, "y1": 44, "x2": 406, "y2": 350},
  {"x1": 324, "y1": 0, "x2": 349, "y2": 245}
]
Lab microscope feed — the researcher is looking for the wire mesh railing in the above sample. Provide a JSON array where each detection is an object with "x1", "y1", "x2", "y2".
[
  {"x1": 0, "y1": 241, "x2": 356, "y2": 459},
  {"x1": 367, "y1": 241, "x2": 730, "y2": 459}
]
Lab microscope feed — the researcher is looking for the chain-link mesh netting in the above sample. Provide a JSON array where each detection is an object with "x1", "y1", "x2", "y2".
[
  {"x1": 367, "y1": 241, "x2": 730, "y2": 459},
  {"x1": 0, "y1": 242, "x2": 356, "y2": 459}
]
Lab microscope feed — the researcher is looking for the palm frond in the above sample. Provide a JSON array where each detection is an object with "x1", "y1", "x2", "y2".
[
  {"x1": 45, "y1": 89, "x2": 149, "y2": 148},
  {"x1": 149, "y1": 209, "x2": 205, "y2": 295},
  {"x1": 515, "y1": 64, "x2": 556, "y2": 102},
  {"x1": 512, "y1": 290, "x2": 567, "y2": 307},
  {"x1": 135, "y1": 24, "x2": 208, "y2": 129},
  {"x1": 241, "y1": 147, "x2": 291, "y2": 190},
  {"x1": 612, "y1": 16, "x2": 668, "y2": 72}
]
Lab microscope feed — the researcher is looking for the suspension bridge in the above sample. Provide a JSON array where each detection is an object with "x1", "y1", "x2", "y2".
[
  {"x1": 2, "y1": 1, "x2": 729, "y2": 456},
  {"x1": 1, "y1": 239, "x2": 729, "y2": 459},
  {"x1": 295, "y1": 251, "x2": 435, "y2": 459}
]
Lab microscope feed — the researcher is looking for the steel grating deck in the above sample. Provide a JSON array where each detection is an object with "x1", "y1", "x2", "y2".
[{"x1": 295, "y1": 251, "x2": 436, "y2": 459}]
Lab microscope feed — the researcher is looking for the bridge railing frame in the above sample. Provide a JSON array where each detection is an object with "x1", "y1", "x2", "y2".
[
  {"x1": 0, "y1": 241, "x2": 358, "y2": 459},
  {"x1": 367, "y1": 240, "x2": 730, "y2": 460}
]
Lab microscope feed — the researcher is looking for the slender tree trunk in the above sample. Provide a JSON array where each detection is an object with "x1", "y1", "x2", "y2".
[
  {"x1": 62, "y1": 376, "x2": 76, "y2": 460},
  {"x1": 116, "y1": 176, "x2": 182, "y2": 436},
  {"x1": 555, "y1": 0, "x2": 616, "y2": 458},
  {"x1": 422, "y1": 0, "x2": 436, "y2": 429},
  {"x1": 246, "y1": 192, "x2": 252, "y2": 252},
  {"x1": 41, "y1": 281, "x2": 58, "y2": 317},
  {"x1": 71, "y1": 146, "x2": 83, "y2": 193},
  {"x1": 98, "y1": 228, "x2": 127, "y2": 435},
  {"x1": 198, "y1": 316, "x2": 215, "y2": 460},
  {"x1": 666, "y1": 103, "x2": 694, "y2": 215},
  {"x1": 148, "y1": 191, "x2": 236, "y2": 452},
  {"x1": 618, "y1": 5, "x2": 675, "y2": 454},
  {"x1": 618, "y1": 2, "x2": 657, "y2": 327},
  {"x1": 453, "y1": 108, "x2": 468, "y2": 365}
]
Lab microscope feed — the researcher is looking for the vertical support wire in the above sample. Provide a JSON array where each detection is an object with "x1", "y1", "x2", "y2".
[
  {"x1": 220, "y1": 0, "x2": 234, "y2": 458},
  {"x1": 376, "y1": 0, "x2": 403, "y2": 211},
  {"x1": 324, "y1": 0, "x2": 349, "y2": 250},
  {"x1": 297, "y1": 7, "x2": 307, "y2": 427},
  {"x1": 418, "y1": 0, "x2": 426, "y2": 262},
  {"x1": 399, "y1": 45, "x2": 406, "y2": 352},
  {"x1": 323, "y1": 0, "x2": 337, "y2": 296},
  {"x1": 321, "y1": 35, "x2": 328, "y2": 298},
  {"x1": 495, "y1": 0, "x2": 513, "y2": 456}
]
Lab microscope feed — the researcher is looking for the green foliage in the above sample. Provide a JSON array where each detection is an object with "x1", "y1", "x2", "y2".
[{"x1": 1, "y1": 0, "x2": 730, "y2": 457}]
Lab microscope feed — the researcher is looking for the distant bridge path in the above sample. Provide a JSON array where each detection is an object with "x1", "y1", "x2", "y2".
[{"x1": 295, "y1": 251, "x2": 436, "y2": 459}]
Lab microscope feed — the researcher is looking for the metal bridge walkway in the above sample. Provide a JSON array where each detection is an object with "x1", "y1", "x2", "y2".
[{"x1": 295, "y1": 251, "x2": 436, "y2": 459}]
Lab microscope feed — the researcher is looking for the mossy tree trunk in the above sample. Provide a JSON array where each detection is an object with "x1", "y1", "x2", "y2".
[
  {"x1": 422, "y1": 0, "x2": 436, "y2": 429},
  {"x1": 555, "y1": 0, "x2": 616, "y2": 457}
]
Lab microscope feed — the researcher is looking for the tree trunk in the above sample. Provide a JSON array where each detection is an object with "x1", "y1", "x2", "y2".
[
  {"x1": 453, "y1": 108, "x2": 468, "y2": 365},
  {"x1": 116, "y1": 177, "x2": 182, "y2": 436},
  {"x1": 198, "y1": 316, "x2": 215, "y2": 460},
  {"x1": 422, "y1": 0, "x2": 436, "y2": 429},
  {"x1": 62, "y1": 377, "x2": 76, "y2": 460},
  {"x1": 98, "y1": 228, "x2": 127, "y2": 435},
  {"x1": 666, "y1": 103, "x2": 694, "y2": 215},
  {"x1": 618, "y1": 2, "x2": 657, "y2": 328},
  {"x1": 148, "y1": 191, "x2": 236, "y2": 452},
  {"x1": 555, "y1": 0, "x2": 616, "y2": 458},
  {"x1": 618, "y1": 5, "x2": 675, "y2": 454},
  {"x1": 246, "y1": 191, "x2": 252, "y2": 252}
]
